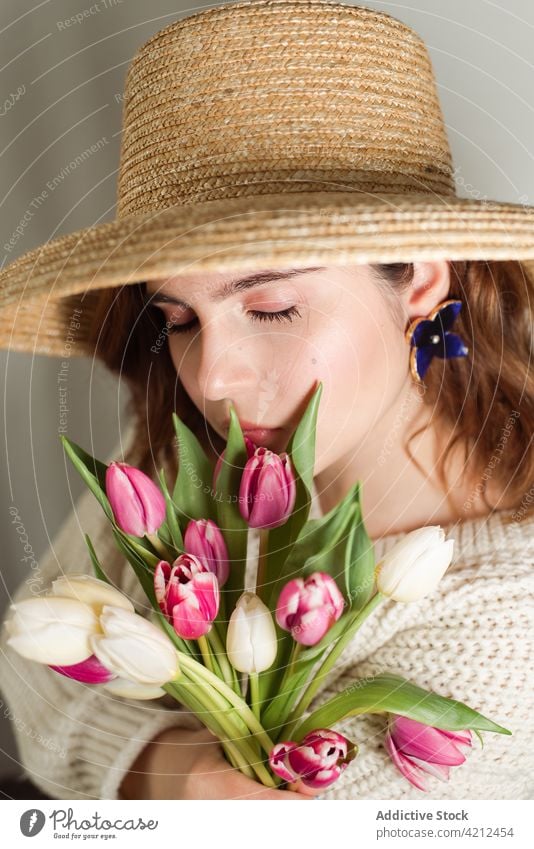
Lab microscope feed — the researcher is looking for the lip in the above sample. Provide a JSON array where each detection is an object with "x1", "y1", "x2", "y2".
[{"x1": 222, "y1": 418, "x2": 281, "y2": 433}]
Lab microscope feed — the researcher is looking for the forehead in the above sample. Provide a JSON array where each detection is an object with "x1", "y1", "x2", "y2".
[{"x1": 144, "y1": 266, "x2": 327, "y2": 304}]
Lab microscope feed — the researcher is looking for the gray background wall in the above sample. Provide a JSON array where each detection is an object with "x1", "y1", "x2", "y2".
[{"x1": 1, "y1": 0, "x2": 533, "y2": 783}]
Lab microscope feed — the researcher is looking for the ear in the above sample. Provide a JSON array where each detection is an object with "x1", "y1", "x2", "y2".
[{"x1": 402, "y1": 262, "x2": 451, "y2": 321}]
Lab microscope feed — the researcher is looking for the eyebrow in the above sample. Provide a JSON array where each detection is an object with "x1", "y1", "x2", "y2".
[{"x1": 144, "y1": 266, "x2": 325, "y2": 307}]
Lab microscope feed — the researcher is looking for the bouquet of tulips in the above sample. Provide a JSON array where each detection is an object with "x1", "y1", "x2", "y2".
[{"x1": 5, "y1": 383, "x2": 511, "y2": 794}]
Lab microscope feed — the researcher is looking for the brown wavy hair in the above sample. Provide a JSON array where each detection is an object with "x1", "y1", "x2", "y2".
[{"x1": 86, "y1": 260, "x2": 534, "y2": 525}]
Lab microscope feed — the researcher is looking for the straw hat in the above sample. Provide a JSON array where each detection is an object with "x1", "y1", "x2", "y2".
[{"x1": 2, "y1": 0, "x2": 534, "y2": 358}]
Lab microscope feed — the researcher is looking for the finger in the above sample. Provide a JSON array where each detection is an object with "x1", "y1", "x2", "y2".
[
  {"x1": 287, "y1": 778, "x2": 322, "y2": 797},
  {"x1": 228, "y1": 773, "x2": 314, "y2": 801}
]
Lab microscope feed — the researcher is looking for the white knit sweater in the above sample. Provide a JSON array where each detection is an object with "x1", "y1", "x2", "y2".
[{"x1": 1, "y1": 435, "x2": 533, "y2": 800}]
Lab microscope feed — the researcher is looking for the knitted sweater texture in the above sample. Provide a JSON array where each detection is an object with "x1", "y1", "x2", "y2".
[{"x1": 1, "y1": 435, "x2": 532, "y2": 800}]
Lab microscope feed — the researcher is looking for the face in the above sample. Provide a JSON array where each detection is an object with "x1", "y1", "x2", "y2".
[{"x1": 144, "y1": 264, "x2": 415, "y2": 474}]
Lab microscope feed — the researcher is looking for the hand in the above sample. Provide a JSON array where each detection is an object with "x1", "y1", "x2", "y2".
[{"x1": 120, "y1": 726, "x2": 322, "y2": 800}]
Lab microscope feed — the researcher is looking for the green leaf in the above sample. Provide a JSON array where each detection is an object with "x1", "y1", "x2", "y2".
[
  {"x1": 261, "y1": 611, "x2": 357, "y2": 735},
  {"x1": 157, "y1": 467, "x2": 184, "y2": 550},
  {"x1": 292, "y1": 673, "x2": 513, "y2": 741},
  {"x1": 343, "y1": 491, "x2": 375, "y2": 611},
  {"x1": 123, "y1": 535, "x2": 161, "y2": 569},
  {"x1": 172, "y1": 412, "x2": 216, "y2": 523},
  {"x1": 261, "y1": 652, "x2": 320, "y2": 734},
  {"x1": 259, "y1": 477, "x2": 362, "y2": 705},
  {"x1": 154, "y1": 609, "x2": 198, "y2": 659},
  {"x1": 258, "y1": 384, "x2": 327, "y2": 703},
  {"x1": 213, "y1": 405, "x2": 250, "y2": 618},
  {"x1": 111, "y1": 529, "x2": 155, "y2": 601},
  {"x1": 84, "y1": 534, "x2": 112, "y2": 585},
  {"x1": 262, "y1": 382, "x2": 324, "y2": 609},
  {"x1": 109, "y1": 530, "x2": 197, "y2": 658},
  {"x1": 60, "y1": 435, "x2": 113, "y2": 521}
]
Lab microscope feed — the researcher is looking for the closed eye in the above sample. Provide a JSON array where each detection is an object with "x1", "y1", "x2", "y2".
[{"x1": 166, "y1": 306, "x2": 302, "y2": 335}]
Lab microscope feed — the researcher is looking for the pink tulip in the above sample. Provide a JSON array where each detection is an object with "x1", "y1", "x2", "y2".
[
  {"x1": 213, "y1": 436, "x2": 256, "y2": 488},
  {"x1": 105, "y1": 461, "x2": 166, "y2": 536},
  {"x1": 385, "y1": 714, "x2": 473, "y2": 792},
  {"x1": 49, "y1": 654, "x2": 117, "y2": 684},
  {"x1": 275, "y1": 572, "x2": 345, "y2": 646},
  {"x1": 269, "y1": 728, "x2": 356, "y2": 790},
  {"x1": 154, "y1": 554, "x2": 219, "y2": 640},
  {"x1": 184, "y1": 519, "x2": 230, "y2": 587},
  {"x1": 239, "y1": 447, "x2": 296, "y2": 529}
]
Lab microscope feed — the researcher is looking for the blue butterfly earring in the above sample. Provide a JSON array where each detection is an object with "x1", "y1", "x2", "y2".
[{"x1": 405, "y1": 299, "x2": 469, "y2": 383}]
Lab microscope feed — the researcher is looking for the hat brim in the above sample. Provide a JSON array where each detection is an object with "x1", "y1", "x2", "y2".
[{"x1": 1, "y1": 189, "x2": 534, "y2": 357}]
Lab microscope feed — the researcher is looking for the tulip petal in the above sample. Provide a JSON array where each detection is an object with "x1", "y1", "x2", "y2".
[
  {"x1": 171, "y1": 598, "x2": 213, "y2": 640},
  {"x1": 385, "y1": 732, "x2": 431, "y2": 792},
  {"x1": 301, "y1": 766, "x2": 342, "y2": 789},
  {"x1": 154, "y1": 561, "x2": 171, "y2": 615},
  {"x1": 269, "y1": 742, "x2": 298, "y2": 782},
  {"x1": 51, "y1": 573, "x2": 134, "y2": 613},
  {"x1": 49, "y1": 654, "x2": 116, "y2": 684},
  {"x1": 397, "y1": 539, "x2": 454, "y2": 602},
  {"x1": 90, "y1": 634, "x2": 178, "y2": 685},
  {"x1": 102, "y1": 677, "x2": 167, "y2": 700},
  {"x1": 106, "y1": 463, "x2": 148, "y2": 536},
  {"x1": 391, "y1": 716, "x2": 468, "y2": 766},
  {"x1": 292, "y1": 606, "x2": 333, "y2": 646},
  {"x1": 121, "y1": 466, "x2": 166, "y2": 533},
  {"x1": 6, "y1": 597, "x2": 98, "y2": 665}
]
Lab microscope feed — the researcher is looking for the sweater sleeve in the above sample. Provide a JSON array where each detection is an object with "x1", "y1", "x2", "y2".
[
  {"x1": 307, "y1": 529, "x2": 534, "y2": 800},
  {"x1": 0, "y1": 470, "x2": 202, "y2": 801}
]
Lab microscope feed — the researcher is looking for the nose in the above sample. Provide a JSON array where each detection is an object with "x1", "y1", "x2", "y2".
[{"x1": 196, "y1": 324, "x2": 258, "y2": 401}]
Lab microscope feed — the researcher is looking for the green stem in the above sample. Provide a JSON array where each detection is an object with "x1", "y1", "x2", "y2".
[
  {"x1": 197, "y1": 635, "x2": 216, "y2": 675},
  {"x1": 167, "y1": 676, "x2": 276, "y2": 787},
  {"x1": 255, "y1": 528, "x2": 270, "y2": 603},
  {"x1": 178, "y1": 652, "x2": 276, "y2": 756},
  {"x1": 164, "y1": 681, "x2": 257, "y2": 781},
  {"x1": 207, "y1": 625, "x2": 240, "y2": 693},
  {"x1": 284, "y1": 641, "x2": 302, "y2": 686},
  {"x1": 278, "y1": 592, "x2": 384, "y2": 740},
  {"x1": 249, "y1": 673, "x2": 261, "y2": 721},
  {"x1": 145, "y1": 532, "x2": 174, "y2": 561},
  {"x1": 221, "y1": 741, "x2": 256, "y2": 779}
]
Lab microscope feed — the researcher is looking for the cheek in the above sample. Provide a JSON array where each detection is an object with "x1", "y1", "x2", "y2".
[
  {"x1": 167, "y1": 339, "x2": 199, "y2": 400},
  {"x1": 309, "y1": 306, "x2": 408, "y2": 463}
]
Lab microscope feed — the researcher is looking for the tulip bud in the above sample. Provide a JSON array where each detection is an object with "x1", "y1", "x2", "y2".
[
  {"x1": 375, "y1": 526, "x2": 454, "y2": 602},
  {"x1": 385, "y1": 714, "x2": 473, "y2": 791},
  {"x1": 269, "y1": 728, "x2": 357, "y2": 790},
  {"x1": 105, "y1": 461, "x2": 166, "y2": 536},
  {"x1": 239, "y1": 447, "x2": 296, "y2": 529},
  {"x1": 275, "y1": 572, "x2": 345, "y2": 646},
  {"x1": 213, "y1": 436, "x2": 256, "y2": 488},
  {"x1": 89, "y1": 605, "x2": 180, "y2": 685},
  {"x1": 184, "y1": 519, "x2": 230, "y2": 587},
  {"x1": 226, "y1": 592, "x2": 277, "y2": 673},
  {"x1": 154, "y1": 554, "x2": 219, "y2": 640},
  {"x1": 5, "y1": 596, "x2": 99, "y2": 665}
]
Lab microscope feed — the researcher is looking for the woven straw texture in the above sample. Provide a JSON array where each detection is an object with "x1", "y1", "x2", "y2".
[{"x1": 1, "y1": 0, "x2": 534, "y2": 357}]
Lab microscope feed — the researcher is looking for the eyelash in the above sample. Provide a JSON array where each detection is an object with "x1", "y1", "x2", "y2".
[{"x1": 166, "y1": 306, "x2": 302, "y2": 335}]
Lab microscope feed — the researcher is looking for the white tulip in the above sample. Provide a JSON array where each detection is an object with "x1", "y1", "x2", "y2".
[
  {"x1": 89, "y1": 605, "x2": 180, "y2": 685},
  {"x1": 226, "y1": 592, "x2": 277, "y2": 673},
  {"x1": 375, "y1": 526, "x2": 455, "y2": 602},
  {"x1": 102, "y1": 677, "x2": 166, "y2": 700},
  {"x1": 51, "y1": 573, "x2": 134, "y2": 613},
  {"x1": 5, "y1": 596, "x2": 98, "y2": 665}
]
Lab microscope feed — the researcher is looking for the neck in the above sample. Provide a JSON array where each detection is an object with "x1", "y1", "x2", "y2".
[{"x1": 313, "y1": 381, "x2": 474, "y2": 539}]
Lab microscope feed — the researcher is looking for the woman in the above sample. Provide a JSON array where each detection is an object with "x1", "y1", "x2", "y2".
[{"x1": 0, "y1": 0, "x2": 533, "y2": 799}]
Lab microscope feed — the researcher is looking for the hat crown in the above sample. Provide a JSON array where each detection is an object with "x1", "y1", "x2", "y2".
[{"x1": 116, "y1": 0, "x2": 456, "y2": 217}]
